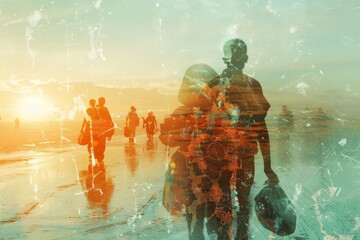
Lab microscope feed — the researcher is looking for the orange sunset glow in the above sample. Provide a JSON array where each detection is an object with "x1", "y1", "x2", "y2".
[{"x1": 17, "y1": 95, "x2": 54, "y2": 121}]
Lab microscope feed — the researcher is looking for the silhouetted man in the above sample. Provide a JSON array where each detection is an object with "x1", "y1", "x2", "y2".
[
  {"x1": 208, "y1": 38, "x2": 279, "y2": 239},
  {"x1": 97, "y1": 97, "x2": 115, "y2": 140},
  {"x1": 94, "y1": 97, "x2": 114, "y2": 162}
]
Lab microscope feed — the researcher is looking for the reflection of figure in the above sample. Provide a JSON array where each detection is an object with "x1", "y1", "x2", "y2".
[
  {"x1": 124, "y1": 144, "x2": 138, "y2": 174},
  {"x1": 15, "y1": 118, "x2": 20, "y2": 129},
  {"x1": 145, "y1": 138, "x2": 156, "y2": 152},
  {"x1": 278, "y1": 105, "x2": 294, "y2": 130},
  {"x1": 142, "y1": 111, "x2": 157, "y2": 140},
  {"x1": 79, "y1": 162, "x2": 115, "y2": 217},
  {"x1": 277, "y1": 105, "x2": 294, "y2": 163},
  {"x1": 207, "y1": 39, "x2": 279, "y2": 239},
  {"x1": 126, "y1": 106, "x2": 140, "y2": 144},
  {"x1": 302, "y1": 107, "x2": 332, "y2": 161}
]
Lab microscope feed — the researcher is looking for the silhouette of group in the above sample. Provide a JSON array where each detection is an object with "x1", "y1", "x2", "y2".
[
  {"x1": 80, "y1": 97, "x2": 115, "y2": 166},
  {"x1": 78, "y1": 38, "x2": 290, "y2": 239}
]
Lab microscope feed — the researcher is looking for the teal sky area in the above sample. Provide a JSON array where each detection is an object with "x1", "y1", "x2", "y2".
[{"x1": 0, "y1": 0, "x2": 359, "y2": 94}]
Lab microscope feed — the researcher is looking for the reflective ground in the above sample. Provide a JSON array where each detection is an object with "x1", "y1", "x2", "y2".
[{"x1": 1, "y1": 120, "x2": 359, "y2": 239}]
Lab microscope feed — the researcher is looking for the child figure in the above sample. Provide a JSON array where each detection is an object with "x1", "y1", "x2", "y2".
[{"x1": 159, "y1": 63, "x2": 219, "y2": 239}]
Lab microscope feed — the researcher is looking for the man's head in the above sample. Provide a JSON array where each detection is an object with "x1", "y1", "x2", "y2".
[
  {"x1": 223, "y1": 38, "x2": 248, "y2": 70},
  {"x1": 89, "y1": 99, "x2": 96, "y2": 108},
  {"x1": 98, "y1": 97, "x2": 106, "y2": 106},
  {"x1": 131, "y1": 106, "x2": 136, "y2": 112}
]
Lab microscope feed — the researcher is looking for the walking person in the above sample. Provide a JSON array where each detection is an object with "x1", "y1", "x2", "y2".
[
  {"x1": 94, "y1": 97, "x2": 115, "y2": 163},
  {"x1": 159, "y1": 63, "x2": 218, "y2": 240},
  {"x1": 142, "y1": 111, "x2": 157, "y2": 141},
  {"x1": 80, "y1": 99, "x2": 100, "y2": 165},
  {"x1": 208, "y1": 38, "x2": 279, "y2": 239},
  {"x1": 14, "y1": 118, "x2": 20, "y2": 129},
  {"x1": 126, "y1": 106, "x2": 139, "y2": 144},
  {"x1": 97, "y1": 97, "x2": 115, "y2": 140}
]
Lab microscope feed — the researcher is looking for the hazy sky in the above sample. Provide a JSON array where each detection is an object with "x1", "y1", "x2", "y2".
[{"x1": 0, "y1": 0, "x2": 359, "y2": 120}]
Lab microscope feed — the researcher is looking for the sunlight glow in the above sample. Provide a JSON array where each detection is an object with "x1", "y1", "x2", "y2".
[{"x1": 18, "y1": 95, "x2": 52, "y2": 121}]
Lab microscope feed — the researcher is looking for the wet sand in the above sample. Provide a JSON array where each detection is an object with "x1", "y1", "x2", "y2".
[{"x1": 1, "y1": 125, "x2": 360, "y2": 239}]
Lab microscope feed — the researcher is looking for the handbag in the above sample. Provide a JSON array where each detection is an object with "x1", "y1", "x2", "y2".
[
  {"x1": 255, "y1": 183, "x2": 297, "y2": 236},
  {"x1": 123, "y1": 126, "x2": 130, "y2": 137},
  {"x1": 77, "y1": 132, "x2": 89, "y2": 145}
]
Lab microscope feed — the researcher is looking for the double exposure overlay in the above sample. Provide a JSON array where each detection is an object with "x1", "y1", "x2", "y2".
[{"x1": 0, "y1": 1, "x2": 359, "y2": 239}]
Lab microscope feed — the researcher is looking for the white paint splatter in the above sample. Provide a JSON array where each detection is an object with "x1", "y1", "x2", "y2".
[
  {"x1": 94, "y1": 0, "x2": 103, "y2": 9},
  {"x1": 338, "y1": 138, "x2": 347, "y2": 146},
  {"x1": 88, "y1": 27, "x2": 99, "y2": 60},
  {"x1": 293, "y1": 183, "x2": 302, "y2": 201},
  {"x1": 25, "y1": 10, "x2": 43, "y2": 64},
  {"x1": 97, "y1": 48, "x2": 107, "y2": 61},
  {"x1": 295, "y1": 82, "x2": 309, "y2": 96},
  {"x1": 354, "y1": 217, "x2": 360, "y2": 231},
  {"x1": 266, "y1": 0, "x2": 278, "y2": 16},
  {"x1": 25, "y1": 26, "x2": 36, "y2": 59},
  {"x1": 27, "y1": 10, "x2": 42, "y2": 27},
  {"x1": 289, "y1": 26, "x2": 298, "y2": 34}
]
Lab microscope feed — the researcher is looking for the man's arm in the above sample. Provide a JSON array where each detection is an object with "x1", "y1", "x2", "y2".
[
  {"x1": 104, "y1": 108, "x2": 112, "y2": 121},
  {"x1": 251, "y1": 78, "x2": 279, "y2": 185},
  {"x1": 255, "y1": 118, "x2": 279, "y2": 185}
]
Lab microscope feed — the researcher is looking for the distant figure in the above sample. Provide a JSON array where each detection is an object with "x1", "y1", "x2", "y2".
[
  {"x1": 278, "y1": 105, "x2": 294, "y2": 130},
  {"x1": 312, "y1": 107, "x2": 328, "y2": 128},
  {"x1": 126, "y1": 106, "x2": 140, "y2": 144},
  {"x1": 298, "y1": 106, "x2": 334, "y2": 163},
  {"x1": 15, "y1": 118, "x2": 20, "y2": 129},
  {"x1": 277, "y1": 105, "x2": 295, "y2": 163},
  {"x1": 142, "y1": 111, "x2": 157, "y2": 140}
]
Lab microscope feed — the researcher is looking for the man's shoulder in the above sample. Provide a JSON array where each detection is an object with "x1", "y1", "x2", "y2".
[{"x1": 243, "y1": 73, "x2": 261, "y2": 86}]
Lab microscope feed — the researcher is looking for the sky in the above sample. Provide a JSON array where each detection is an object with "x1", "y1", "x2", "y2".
[{"x1": 0, "y1": 0, "x2": 359, "y2": 121}]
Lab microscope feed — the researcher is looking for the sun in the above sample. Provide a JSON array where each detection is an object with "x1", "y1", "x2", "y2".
[{"x1": 18, "y1": 95, "x2": 51, "y2": 121}]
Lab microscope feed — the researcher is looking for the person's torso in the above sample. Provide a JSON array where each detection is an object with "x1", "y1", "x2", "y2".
[
  {"x1": 87, "y1": 107, "x2": 100, "y2": 120},
  {"x1": 98, "y1": 106, "x2": 111, "y2": 120}
]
